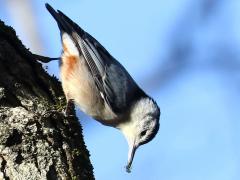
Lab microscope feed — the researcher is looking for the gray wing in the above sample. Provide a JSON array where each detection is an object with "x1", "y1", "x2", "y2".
[
  {"x1": 77, "y1": 32, "x2": 146, "y2": 113},
  {"x1": 47, "y1": 7, "x2": 146, "y2": 113}
]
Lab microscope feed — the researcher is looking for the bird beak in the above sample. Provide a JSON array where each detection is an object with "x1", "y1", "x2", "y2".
[{"x1": 126, "y1": 143, "x2": 137, "y2": 173}]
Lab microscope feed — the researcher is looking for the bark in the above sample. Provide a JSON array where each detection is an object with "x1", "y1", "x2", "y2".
[{"x1": 0, "y1": 20, "x2": 94, "y2": 179}]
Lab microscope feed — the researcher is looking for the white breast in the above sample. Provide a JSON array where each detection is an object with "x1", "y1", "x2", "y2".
[{"x1": 60, "y1": 34, "x2": 117, "y2": 121}]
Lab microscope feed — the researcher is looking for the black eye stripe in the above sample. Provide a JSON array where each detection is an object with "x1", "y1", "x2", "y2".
[
  {"x1": 139, "y1": 117, "x2": 160, "y2": 146},
  {"x1": 140, "y1": 130, "x2": 147, "y2": 137}
]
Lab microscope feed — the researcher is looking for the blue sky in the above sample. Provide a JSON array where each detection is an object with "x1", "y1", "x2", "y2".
[{"x1": 1, "y1": 0, "x2": 240, "y2": 179}]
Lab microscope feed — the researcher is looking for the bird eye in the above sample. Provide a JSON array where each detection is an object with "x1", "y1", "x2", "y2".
[{"x1": 140, "y1": 130, "x2": 147, "y2": 137}]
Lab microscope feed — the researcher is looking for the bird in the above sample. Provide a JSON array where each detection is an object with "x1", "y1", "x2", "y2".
[{"x1": 45, "y1": 3, "x2": 160, "y2": 172}]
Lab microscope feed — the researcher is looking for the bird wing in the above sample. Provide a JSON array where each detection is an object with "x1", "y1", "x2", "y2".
[{"x1": 46, "y1": 4, "x2": 146, "y2": 113}]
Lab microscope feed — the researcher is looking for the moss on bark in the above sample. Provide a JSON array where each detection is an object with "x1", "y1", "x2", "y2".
[{"x1": 0, "y1": 20, "x2": 94, "y2": 180}]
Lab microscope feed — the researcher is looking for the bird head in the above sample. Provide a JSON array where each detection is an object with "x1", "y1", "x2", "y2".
[{"x1": 118, "y1": 97, "x2": 160, "y2": 172}]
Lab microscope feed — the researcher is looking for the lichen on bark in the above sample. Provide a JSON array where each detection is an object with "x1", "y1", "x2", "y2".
[{"x1": 0, "y1": 20, "x2": 94, "y2": 179}]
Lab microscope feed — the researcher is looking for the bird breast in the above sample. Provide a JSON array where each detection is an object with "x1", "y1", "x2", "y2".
[{"x1": 60, "y1": 53, "x2": 117, "y2": 121}]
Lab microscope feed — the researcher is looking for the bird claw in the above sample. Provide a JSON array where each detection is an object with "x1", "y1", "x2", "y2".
[
  {"x1": 62, "y1": 109, "x2": 74, "y2": 117},
  {"x1": 64, "y1": 99, "x2": 75, "y2": 117},
  {"x1": 32, "y1": 53, "x2": 60, "y2": 63}
]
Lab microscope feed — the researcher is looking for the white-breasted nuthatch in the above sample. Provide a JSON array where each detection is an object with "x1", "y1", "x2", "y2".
[{"x1": 45, "y1": 3, "x2": 160, "y2": 172}]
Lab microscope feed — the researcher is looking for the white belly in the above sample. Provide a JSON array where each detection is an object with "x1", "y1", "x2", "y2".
[{"x1": 60, "y1": 54, "x2": 117, "y2": 121}]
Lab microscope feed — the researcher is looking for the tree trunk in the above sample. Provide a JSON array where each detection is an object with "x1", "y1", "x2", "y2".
[{"x1": 0, "y1": 20, "x2": 94, "y2": 179}]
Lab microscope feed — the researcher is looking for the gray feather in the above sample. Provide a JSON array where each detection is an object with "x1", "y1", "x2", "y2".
[{"x1": 48, "y1": 8, "x2": 146, "y2": 113}]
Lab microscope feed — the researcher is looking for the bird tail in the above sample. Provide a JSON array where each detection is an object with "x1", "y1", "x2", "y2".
[{"x1": 45, "y1": 3, "x2": 84, "y2": 37}]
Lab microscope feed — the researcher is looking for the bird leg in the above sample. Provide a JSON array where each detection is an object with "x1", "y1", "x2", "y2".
[
  {"x1": 64, "y1": 99, "x2": 74, "y2": 117},
  {"x1": 32, "y1": 53, "x2": 60, "y2": 63}
]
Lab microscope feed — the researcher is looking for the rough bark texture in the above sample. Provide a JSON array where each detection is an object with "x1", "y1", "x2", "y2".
[{"x1": 0, "y1": 20, "x2": 94, "y2": 179}]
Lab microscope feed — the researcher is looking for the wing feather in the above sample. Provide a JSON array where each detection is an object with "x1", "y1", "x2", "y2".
[{"x1": 46, "y1": 4, "x2": 146, "y2": 113}]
